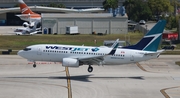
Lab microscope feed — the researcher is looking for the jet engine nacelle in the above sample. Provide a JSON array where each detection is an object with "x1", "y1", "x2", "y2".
[
  {"x1": 62, "y1": 58, "x2": 79, "y2": 67},
  {"x1": 23, "y1": 22, "x2": 29, "y2": 27}
]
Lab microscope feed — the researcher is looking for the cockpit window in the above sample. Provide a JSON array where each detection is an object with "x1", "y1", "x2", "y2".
[{"x1": 23, "y1": 48, "x2": 31, "y2": 51}]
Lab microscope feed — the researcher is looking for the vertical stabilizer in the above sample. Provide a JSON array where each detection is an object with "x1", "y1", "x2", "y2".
[
  {"x1": 123, "y1": 20, "x2": 166, "y2": 52},
  {"x1": 18, "y1": 0, "x2": 34, "y2": 14}
]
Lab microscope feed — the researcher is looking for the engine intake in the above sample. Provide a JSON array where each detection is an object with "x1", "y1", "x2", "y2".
[
  {"x1": 62, "y1": 58, "x2": 79, "y2": 67},
  {"x1": 23, "y1": 22, "x2": 29, "y2": 27}
]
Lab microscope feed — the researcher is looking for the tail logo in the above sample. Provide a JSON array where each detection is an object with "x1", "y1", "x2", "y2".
[
  {"x1": 122, "y1": 20, "x2": 166, "y2": 52},
  {"x1": 143, "y1": 33, "x2": 162, "y2": 51},
  {"x1": 21, "y1": 7, "x2": 28, "y2": 13}
]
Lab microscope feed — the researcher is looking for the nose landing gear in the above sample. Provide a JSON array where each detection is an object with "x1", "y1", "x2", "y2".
[{"x1": 33, "y1": 62, "x2": 36, "y2": 68}]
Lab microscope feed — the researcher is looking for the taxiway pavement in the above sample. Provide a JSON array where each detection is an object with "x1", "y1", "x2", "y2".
[
  {"x1": 0, "y1": 55, "x2": 179, "y2": 98},
  {"x1": 0, "y1": 26, "x2": 21, "y2": 35}
]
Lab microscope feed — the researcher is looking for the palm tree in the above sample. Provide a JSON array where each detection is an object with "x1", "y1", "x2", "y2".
[
  {"x1": 102, "y1": 0, "x2": 118, "y2": 11},
  {"x1": 57, "y1": 3, "x2": 66, "y2": 8}
]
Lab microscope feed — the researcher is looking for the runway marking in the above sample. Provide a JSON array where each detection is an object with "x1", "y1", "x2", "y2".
[
  {"x1": 136, "y1": 62, "x2": 169, "y2": 73},
  {"x1": 160, "y1": 86, "x2": 180, "y2": 98},
  {"x1": 65, "y1": 67, "x2": 72, "y2": 98},
  {"x1": 137, "y1": 58, "x2": 180, "y2": 97},
  {"x1": 28, "y1": 62, "x2": 62, "y2": 64},
  {"x1": 136, "y1": 63, "x2": 149, "y2": 72},
  {"x1": 160, "y1": 88, "x2": 170, "y2": 98}
]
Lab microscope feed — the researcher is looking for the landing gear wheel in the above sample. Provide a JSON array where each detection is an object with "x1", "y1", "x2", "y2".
[
  {"x1": 33, "y1": 63, "x2": 36, "y2": 68},
  {"x1": 88, "y1": 65, "x2": 93, "y2": 73}
]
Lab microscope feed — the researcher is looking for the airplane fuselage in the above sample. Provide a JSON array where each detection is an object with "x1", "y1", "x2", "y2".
[{"x1": 18, "y1": 44, "x2": 158, "y2": 65}]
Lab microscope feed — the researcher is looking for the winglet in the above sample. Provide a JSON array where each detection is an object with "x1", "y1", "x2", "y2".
[{"x1": 108, "y1": 39, "x2": 119, "y2": 55}]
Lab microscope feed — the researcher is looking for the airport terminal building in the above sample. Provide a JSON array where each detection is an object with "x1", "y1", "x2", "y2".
[
  {"x1": 42, "y1": 13, "x2": 128, "y2": 34},
  {"x1": 0, "y1": 0, "x2": 128, "y2": 34}
]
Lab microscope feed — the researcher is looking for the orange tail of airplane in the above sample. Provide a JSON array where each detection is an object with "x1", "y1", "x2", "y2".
[
  {"x1": 17, "y1": 0, "x2": 41, "y2": 22},
  {"x1": 18, "y1": 0, "x2": 34, "y2": 14}
]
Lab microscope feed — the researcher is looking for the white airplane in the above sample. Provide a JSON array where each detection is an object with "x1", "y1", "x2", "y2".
[
  {"x1": 14, "y1": 28, "x2": 37, "y2": 35},
  {"x1": 14, "y1": 21, "x2": 40, "y2": 35},
  {"x1": 18, "y1": 20, "x2": 166, "y2": 72},
  {"x1": 14, "y1": 0, "x2": 41, "y2": 35}
]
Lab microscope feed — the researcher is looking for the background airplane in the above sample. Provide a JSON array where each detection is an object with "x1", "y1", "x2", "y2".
[
  {"x1": 14, "y1": 0, "x2": 41, "y2": 35},
  {"x1": 18, "y1": 20, "x2": 166, "y2": 72},
  {"x1": 14, "y1": 21, "x2": 40, "y2": 35}
]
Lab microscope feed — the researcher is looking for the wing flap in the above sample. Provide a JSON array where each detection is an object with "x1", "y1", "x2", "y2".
[{"x1": 80, "y1": 56, "x2": 104, "y2": 65}]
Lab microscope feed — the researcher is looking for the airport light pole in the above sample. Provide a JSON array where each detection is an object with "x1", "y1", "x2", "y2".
[
  {"x1": 179, "y1": 20, "x2": 180, "y2": 40},
  {"x1": 145, "y1": 25, "x2": 148, "y2": 35}
]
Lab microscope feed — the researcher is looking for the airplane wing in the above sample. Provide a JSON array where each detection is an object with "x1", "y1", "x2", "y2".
[
  {"x1": 79, "y1": 55, "x2": 105, "y2": 65},
  {"x1": 30, "y1": 31, "x2": 37, "y2": 35},
  {"x1": 34, "y1": 6, "x2": 104, "y2": 13},
  {"x1": 0, "y1": 6, "x2": 104, "y2": 14},
  {"x1": 69, "y1": 39, "x2": 119, "y2": 65}
]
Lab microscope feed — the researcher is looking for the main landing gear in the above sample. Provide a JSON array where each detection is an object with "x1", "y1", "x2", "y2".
[
  {"x1": 33, "y1": 62, "x2": 36, "y2": 68},
  {"x1": 88, "y1": 65, "x2": 93, "y2": 73}
]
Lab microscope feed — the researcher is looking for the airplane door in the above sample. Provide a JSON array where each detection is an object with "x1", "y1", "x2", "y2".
[
  {"x1": 130, "y1": 55, "x2": 134, "y2": 61},
  {"x1": 37, "y1": 47, "x2": 42, "y2": 55}
]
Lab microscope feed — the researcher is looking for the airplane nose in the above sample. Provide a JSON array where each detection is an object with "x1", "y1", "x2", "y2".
[
  {"x1": 17, "y1": 50, "x2": 32, "y2": 60},
  {"x1": 17, "y1": 50, "x2": 23, "y2": 56}
]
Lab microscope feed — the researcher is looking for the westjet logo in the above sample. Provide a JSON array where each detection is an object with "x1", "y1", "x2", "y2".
[
  {"x1": 46, "y1": 46, "x2": 100, "y2": 52},
  {"x1": 91, "y1": 48, "x2": 99, "y2": 52},
  {"x1": 46, "y1": 46, "x2": 69, "y2": 50}
]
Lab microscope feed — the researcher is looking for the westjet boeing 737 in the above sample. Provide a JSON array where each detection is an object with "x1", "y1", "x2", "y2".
[{"x1": 18, "y1": 20, "x2": 166, "y2": 72}]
